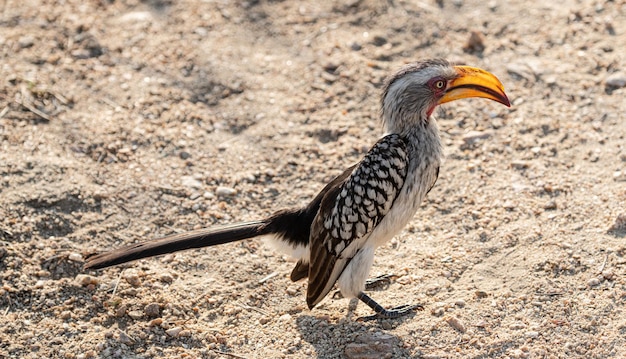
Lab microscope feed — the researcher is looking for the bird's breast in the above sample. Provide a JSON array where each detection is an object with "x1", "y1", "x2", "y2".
[
  {"x1": 368, "y1": 124, "x2": 442, "y2": 248},
  {"x1": 368, "y1": 160, "x2": 440, "y2": 248}
]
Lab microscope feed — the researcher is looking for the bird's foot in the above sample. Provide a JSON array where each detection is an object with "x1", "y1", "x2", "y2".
[
  {"x1": 364, "y1": 274, "x2": 394, "y2": 290},
  {"x1": 359, "y1": 303, "x2": 424, "y2": 321},
  {"x1": 356, "y1": 292, "x2": 423, "y2": 321}
]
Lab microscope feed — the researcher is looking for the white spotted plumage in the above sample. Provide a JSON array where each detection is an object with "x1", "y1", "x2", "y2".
[{"x1": 305, "y1": 125, "x2": 442, "y2": 307}]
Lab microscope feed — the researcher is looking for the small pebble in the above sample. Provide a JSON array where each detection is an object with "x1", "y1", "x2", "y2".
[
  {"x1": 144, "y1": 303, "x2": 160, "y2": 317},
  {"x1": 609, "y1": 213, "x2": 626, "y2": 232},
  {"x1": 322, "y1": 61, "x2": 339, "y2": 73},
  {"x1": 18, "y1": 35, "x2": 35, "y2": 48},
  {"x1": 371, "y1": 35, "x2": 387, "y2": 46},
  {"x1": 509, "y1": 349, "x2": 528, "y2": 359},
  {"x1": 526, "y1": 331, "x2": 539, "y2": 338},
  {"x1": 605, "y1": 72, "x2": 626, "y2": 88},
  {"x1": 475, "y1": 320, "x2": 488, "y2": 328},
  {"x1": 613, "y1": 171, "x2": 626, "y2": 182},
  {"x1": 463, "y1": 31, "x2": 485, "y2": 53},
  {"x1": 431, "y1": 307, "x2": 445, "y2": 317},
  {"x1": 321, "y1": 72, "x2": 338, "y2": 83},
  {"x1": 587, "y1": 277, "x2": 601, "y2": 287},
  {"x1": 503, "y1": 201, "x2": 516, "y2": 210},
  {"x1": 115, "y1": 304, "x2": 127, "y2": 318},
  {"x1": 445, "y1": 315, "x2": 466, "y2": 333},
  {"x1": 215, "y1": 186, "x2": 237, "y2": 197},
  {"x1": 122, "y1": 269, "x2": 141, "y2": 287},
  {"x1": 68, "y1": 252, "x2": 83, "y2": 262},
  {"x1": 511, "y1": 160, "x2": 530, "y2": 170},
  {"x1": 544, "y1": 200, "x2": 557, "y2": 210},
  {"x1": 285, "y1": 286, "x2": 298, "y2": 296},
  {"x1": 165, "y1": 326, "x2": 183, "y2": 337},
  {"x1": 181, "y1": 176, "x2": 203, "y2": 189},
  {"x1": 128, "y1": 310, "x2": 143, "y2": 320},
  {"x1": 158, "y1": 273, "x2": 174, "y2": 283},
  {"x1": 75, "y1": 274, "x2": 99, "y2": 287},
  {"x1": 278, "y1": 313, "x2": 292, "y2": 322},
  {"x1": 350, "y1": 42, "x2": 362, "y2": 51},
  {"x1": 118, "y1": 331, "x2": 134, "y2": 344},
  {"x1": 117, "y1": 11, "x2": 153, "y2": 23},
  {"x1": 223, "y1": 306, "x2": 242, "y2": 316},
  {"x1": 455, "y1": 299, "x2": 466, "y2": 308},
  {"x1": 510, "y1": 322, "x2": 527, "y2": 330},
  {"x1": 602, "y1": 269, "x2": 614, "y2": 281}
]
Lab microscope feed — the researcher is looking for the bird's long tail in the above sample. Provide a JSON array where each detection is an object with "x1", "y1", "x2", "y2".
[{"x1": 84, "y1": 221, "x2": 270, "y2": 269}]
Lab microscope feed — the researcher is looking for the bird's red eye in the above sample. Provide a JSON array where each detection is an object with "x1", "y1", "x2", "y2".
[{"x1": 428, "y1": 77, "x2": 447, "y2": 91}]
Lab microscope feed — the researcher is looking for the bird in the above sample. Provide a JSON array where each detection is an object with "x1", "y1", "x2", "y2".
[{"x1": 85, "y1": 59, "x2": 510, "y2": 318}]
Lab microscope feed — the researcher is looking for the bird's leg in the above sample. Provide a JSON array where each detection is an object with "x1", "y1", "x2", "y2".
[
  {"x1": 356, "y1": 292, "x2": 423, "y2": 320},
  {"x1": 332, "y1": 273, "x2": 394, "y2": 299},
  {"x1": 346, "y1": 297, "x2": 359, "y2": 318}
]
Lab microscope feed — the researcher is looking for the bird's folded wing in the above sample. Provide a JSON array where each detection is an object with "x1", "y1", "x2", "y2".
[{"x1": 306, "y1": 134, "x2": 409, "y2": 308}]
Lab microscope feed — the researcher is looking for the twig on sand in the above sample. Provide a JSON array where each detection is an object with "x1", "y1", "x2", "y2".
[{"x1": 16, "y1": 99, "x2": 50, "y2": 121}]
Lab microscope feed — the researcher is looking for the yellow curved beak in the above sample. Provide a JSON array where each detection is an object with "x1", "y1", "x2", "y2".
[{"x1": 439, "y1": 66, "x2": 511, "y2": 107}]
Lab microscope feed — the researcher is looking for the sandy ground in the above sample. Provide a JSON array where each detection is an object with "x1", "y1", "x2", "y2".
[{"x1": 1, "y1": 0, "x2": 626, "y2": 358}]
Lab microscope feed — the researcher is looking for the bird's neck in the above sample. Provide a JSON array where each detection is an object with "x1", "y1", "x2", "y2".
[
  {"x1": 395, "y1": 117, "x2": 443, "y2": 169},
  {"x1": 384, "y1": 113, "x2": 438, "y2": 140},
  {"x1": 383, "y1": 107, "x2": 431, "y2": 133}
]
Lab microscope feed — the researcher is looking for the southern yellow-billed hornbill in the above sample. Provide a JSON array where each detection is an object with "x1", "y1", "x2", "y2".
[{"x1": 85, "y1": 59, "x2": 510, "y2": 318}]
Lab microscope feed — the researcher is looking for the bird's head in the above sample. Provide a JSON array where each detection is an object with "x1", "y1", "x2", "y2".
[{"x1": 381, "y1": 59, "x2": 510, "y2": 133}]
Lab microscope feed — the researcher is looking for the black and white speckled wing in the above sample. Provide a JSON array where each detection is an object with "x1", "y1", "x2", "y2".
[{"x1": 306, "y1": 134, "x2": 409, "y2": 308}]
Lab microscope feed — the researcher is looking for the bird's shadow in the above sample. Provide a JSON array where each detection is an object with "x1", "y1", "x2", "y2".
[{"x1": 296, "y1": 313, "x2": 417, "y2": 358}]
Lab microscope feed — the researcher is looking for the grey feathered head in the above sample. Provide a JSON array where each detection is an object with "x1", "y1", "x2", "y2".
[{"x1": 380, "y1": 59, "x2": 510, "y2": 133}]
